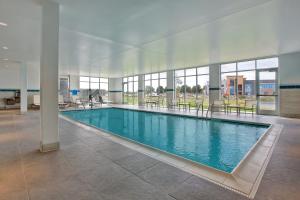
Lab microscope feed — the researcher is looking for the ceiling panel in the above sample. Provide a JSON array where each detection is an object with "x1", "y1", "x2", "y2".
[{"x1": 0, "y1": 0, "x2": 300, "y2": 78}]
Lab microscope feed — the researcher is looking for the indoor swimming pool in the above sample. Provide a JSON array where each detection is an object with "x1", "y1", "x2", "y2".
[{"x1": 61, "y1": 108, "x2": 269, "y2": 173}]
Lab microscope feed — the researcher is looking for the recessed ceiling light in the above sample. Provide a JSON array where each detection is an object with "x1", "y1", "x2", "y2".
[
  {"x1": 0, "y1": 22, "x2": 8, "y2": 27},
  {"x1": 2, "y1": 46, "x2": 8, "y2": 50}
]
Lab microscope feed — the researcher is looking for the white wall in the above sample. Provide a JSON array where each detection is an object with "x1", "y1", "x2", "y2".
[
  {"x1": 69, "y1": 74, "x2": 79, "y2": 90},
  {"x1": 0, "y1": 66, "x2": 21, "y2": 89},
  {"x1": 279, "y1": 51, "x2": 300, "y2": 118},
  {"x1": 108, "y1": 78, "x2": 123, "y2": 104},
  {"x1": 0, "y1": 64, "x2": 39, "y2": 89},
  {"x1": 280, "y1": 52, "x2": 300, "y2": 85}
]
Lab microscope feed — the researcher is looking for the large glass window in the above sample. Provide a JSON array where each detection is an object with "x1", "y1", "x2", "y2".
[
  {"x1": 144, "y1": 72, "x2": 167, "y2": 106},
  {"x1": 80, "y1": 76, "x2": 90, "y2": 89},
  {"x1": 175, "y1": 66, "x2": 209, "y2": 109},
  {"x1": 220, "y1": 57, "x2": 278, "y2": 114},
  {"x1": 123, "y1": 76, "x2": 138, "y2": 105},
  {"x1": 79, "y1": 76, "x2": 108, "y2": 100},
  {"x1": 79, "y1": 76, "x2": 90, "y2": 99},
  {"x1": 100, "y1": 78, "x2": 109, "y2": 101},
  {"x1": 221, "y1": 61, "x2": 256, "y2": 105}
]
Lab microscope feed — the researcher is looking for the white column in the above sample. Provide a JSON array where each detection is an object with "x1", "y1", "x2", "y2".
[
  {"x1": 20, "y1": 63, "x2": 28, "y2": 113},
  {"x1": 40, "y1": 0, "x2": 60, "y2": 152},
  {"x1": 209, "y1": 64, "x2": 220, "y2": 104},
  {"x1": 138, "y1": 74, "x2": 144, "y2": 106},
  {"x1": 166, "y1": 70, "x2": 175, "y2": 107},
  {"x1": 108, "y1": 78, "x2": 123, "y2": 104},
  {"x1": 279, "y1": 52, "x2": 300, "y2": 118}
]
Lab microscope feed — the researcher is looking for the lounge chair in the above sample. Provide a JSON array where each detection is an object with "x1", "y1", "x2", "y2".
[
  {"x1": 58, "y1": 95, "x2": 68, "y2": 109},
  {"x1": 91, "y1": 97, "x2": 102, "y2": 107},
  {"x1": 211, "y1": 100, "x2": 227, "y2": 113},
  {"x1": 71, "y1": 95, "x2": 86, "y2": 109},
  {"x1": 32, "y1": 95, "x2": 40, "y2": 109}
]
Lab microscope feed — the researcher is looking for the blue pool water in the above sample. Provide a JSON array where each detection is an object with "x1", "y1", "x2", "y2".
[{"x1": 62, "y1": 108, "x2": 268, "y2": 173}]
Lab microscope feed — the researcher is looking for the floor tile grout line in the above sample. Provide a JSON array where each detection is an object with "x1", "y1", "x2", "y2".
[
  {"x1": 60, "y1": 116, "x2": 189, "y2": 197},
  {"x1": 14, "y1": 113, "x2": 31, "y2": 200}
]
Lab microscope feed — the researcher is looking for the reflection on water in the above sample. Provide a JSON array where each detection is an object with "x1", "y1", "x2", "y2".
[{"x1": 62, "y1": 108, "x2": 268, "y2": 173}]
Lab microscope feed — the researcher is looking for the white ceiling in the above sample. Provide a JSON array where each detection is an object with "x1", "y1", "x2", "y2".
[{"x1": 0, "y1": 0, "x2": 300, "y2": 77}]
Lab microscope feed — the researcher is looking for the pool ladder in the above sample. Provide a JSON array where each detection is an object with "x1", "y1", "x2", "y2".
[
  {"x1": 205, "y1": 104, "x2": 212, "y2": 119},
  {"x1": 196, "y1": 104, "x2": 212, "y2": 120}
]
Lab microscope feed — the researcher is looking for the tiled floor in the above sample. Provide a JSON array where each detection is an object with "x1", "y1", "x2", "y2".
[{"x1": 0, "y1": 108, "x2": 300, "y2": 200}]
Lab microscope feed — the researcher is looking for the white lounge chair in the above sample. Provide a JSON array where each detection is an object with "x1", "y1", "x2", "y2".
[
  {"x1": 58, "y1": 95, "x2": 68, "y2": 109},
  {"x1": 32, "y1": 95, "x2": 40, "y2": 109},
  {"x1": 212, "y1": 100, "x2": 227, "y2": 113},
  {"x1": 91, "y1": 97, "x2": 102, "y2": 107}
]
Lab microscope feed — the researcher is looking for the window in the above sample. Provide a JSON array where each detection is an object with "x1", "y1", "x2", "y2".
[
  {"x1": 90, "y1": 77, "x2": 100, "y2": 89},
  {"x1": 80, "y1": 76, "x2": 90, "y2": 89},
  {"x1": 221, "y1": 62, "x2": 256, "y2": 104},
  {"x1": 79, "y1": 76, "x2": 109, "y2": 100},
  {"x1": 175, "y1": 66, "x2": 209, "y2": 108},
  {"x1": 220, "y1": 57, "x2": 278, "y2": 111},
  {"x1": 257, "y1": 58, "x2": 278, "y2": 69},
  {"x1": 100, "y1": 78, "x2": 108, "y2": 100},
  {"x1": 144, "y1": 72, "x2": 167, "y2": 106},
  {"x1": 123, "y1": 76, "x2": 138, "y2": 105}
]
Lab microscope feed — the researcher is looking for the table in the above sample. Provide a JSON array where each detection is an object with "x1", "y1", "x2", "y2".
[
  {"x1": 178, "y1": 103, "x2": 190, "y2": 111},
  {"x1": 145, "y1": 101, "x2": 158, "y2": 108},
  {"x1": 227, "y1": 105, "x2": 241, "y2": 115}
]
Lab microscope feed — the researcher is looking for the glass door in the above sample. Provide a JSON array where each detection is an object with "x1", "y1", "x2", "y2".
[
  {"x1": 256, "y1": 69, "x2": 278, "y2": 115},
  {"x1": 59, "y1": 76, "x2": 70, "y2": 100}
]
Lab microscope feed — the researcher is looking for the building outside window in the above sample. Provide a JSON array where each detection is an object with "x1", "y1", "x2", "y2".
[
  {"x1": 220, "y1": 57, "x2": 278, "y2": 114},
  {"x1": 123, "y1": 76, "x2": 138, "y2": 105},
  {"x1": 175, "y1": 66, "x2": 209, "y2": 108}
]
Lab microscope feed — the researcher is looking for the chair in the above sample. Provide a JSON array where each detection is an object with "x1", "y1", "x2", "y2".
[
  {"x1": 58, "y1": 95, "x2": 68, "y2": 109},
  {"x1": 167, "y1": 99, "x2": 177, "y2": 110},
  {"x1": 158, "y1": 96, "x2": 165, "y2": 108},
  {"x1": 91, "y1": 97, "x2": 103, "y2": 107},
  {"x1": 32, "y1": 95, "x2": 40, "y2": 109},
  {"x1": 145, "y1": 96, "x2": 158, "y2": 108},
  {"x1": 212, "y1": 100, "x2": 226, "y2": 113},
  {"x1": 71, "y1": 95, "x2": 86, "y2": 109},
  {"x1": 196, "y1": 99, "x2": 204, "y2": 115},
  {"x1": 242, "y1": 100, "x2": 257, "y2": 115}
]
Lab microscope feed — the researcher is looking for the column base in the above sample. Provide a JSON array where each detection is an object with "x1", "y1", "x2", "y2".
[
  {"x1": 19, "y1": 110, "x2": 28, "y2": 115},
  {"x1": 40, "y1": 142, "x2": 60, "y2": 152}
]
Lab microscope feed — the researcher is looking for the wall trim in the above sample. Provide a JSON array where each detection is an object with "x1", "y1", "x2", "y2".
[
  {"x1": 280, "y1": 84, "x2": 300, "y2": 89},
  {"x1": 109, "y1": 90, "x2": 123, "y2": 93},
  {"x1": 0, "y1": 89, "x2": 40, "y2": 92},
  {"x1": 209, "y1": 87, "x2": 220, "y2": 90},
  {"x1": 165, "y1": 88, "x2": 174, "y2": 92}
]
